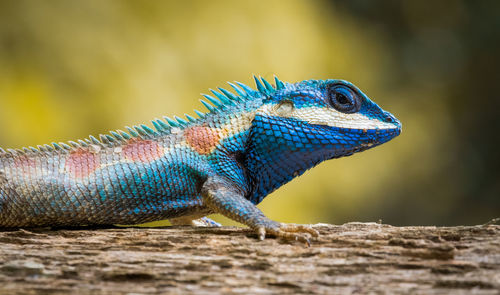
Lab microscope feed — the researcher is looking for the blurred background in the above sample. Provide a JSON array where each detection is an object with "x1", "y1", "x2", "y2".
[{"x1": 0, "y1": 0, "x2": 498, "y2": 226}]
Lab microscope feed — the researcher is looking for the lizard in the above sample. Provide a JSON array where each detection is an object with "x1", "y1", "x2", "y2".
[{"x1": 0, "y1": 76, "x2": 401, "y2": 245}]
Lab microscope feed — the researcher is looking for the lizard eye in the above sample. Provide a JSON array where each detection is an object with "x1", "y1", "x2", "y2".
[{"x1": 327, "y1": 85, "x2": 361, "y2": 113}]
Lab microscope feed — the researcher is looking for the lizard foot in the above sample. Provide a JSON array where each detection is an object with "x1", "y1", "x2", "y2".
[{"x1": 257, "y1": 223, "x2": 319, "y2": 246}]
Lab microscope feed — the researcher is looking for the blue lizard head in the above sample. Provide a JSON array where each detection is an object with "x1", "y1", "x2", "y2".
[{"x1": 244, "y1": 78, "x2": 401, "y2": 203}]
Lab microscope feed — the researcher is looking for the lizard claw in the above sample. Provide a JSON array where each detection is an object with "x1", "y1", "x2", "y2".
[
  {"x1": 256, "y1": 223, "x2": 319, "y2": 246},
  {"x1": 257, "y1": 227, "x2": 266, "y2": 241}
]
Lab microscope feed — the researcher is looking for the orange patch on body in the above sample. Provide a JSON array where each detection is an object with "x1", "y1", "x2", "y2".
[
  {"x1": 14, "y1": 155, "x2": 37, "y2": 168},
  {"x1": 184, "y1": 126, "x2": 226, "y2": 154},
  {"x1": 65, "y1": 149, "x2": 101, "y2": 178},
  {"x1": 14, "y1": 155, "x2": 37, "y2": 176},
  {"x1": 122, "y1": 139, "x2": 163, "y2": 163}
]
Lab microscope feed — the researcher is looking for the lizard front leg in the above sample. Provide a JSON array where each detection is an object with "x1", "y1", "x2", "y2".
[{"x1": 201, "y1": 176, "x2": 318, "y2": 245}]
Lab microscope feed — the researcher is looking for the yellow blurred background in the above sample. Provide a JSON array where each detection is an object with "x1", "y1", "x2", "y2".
[{"x1": 0, "y1": 0, "x2": 498, "y2": 226}]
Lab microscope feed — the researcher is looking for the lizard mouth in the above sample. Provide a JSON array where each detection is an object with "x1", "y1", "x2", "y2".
[
  {"x1": 365, "y1": 126, "x2": 401, "y2": 146},
  {"x1": 324, "y1": 125, "x2": 401, "y2": 160}
]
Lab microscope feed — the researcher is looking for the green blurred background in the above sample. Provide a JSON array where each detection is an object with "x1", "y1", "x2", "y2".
[{"x1": 0, "y1": 0, "x2": 498, "y2": 226}]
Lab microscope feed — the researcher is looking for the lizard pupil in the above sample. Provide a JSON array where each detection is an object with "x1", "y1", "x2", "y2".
[{"x1": 336, "y1": 93, "x2": 349, "y2": 105}]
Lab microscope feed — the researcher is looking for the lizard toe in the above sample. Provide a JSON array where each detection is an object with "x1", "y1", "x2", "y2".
[
  {"x1": 279, "y1": 223, "x2": 319, "y2": 237},
  {"x1": 256, "y1": 223, "x2": 318, "y2": 246}
]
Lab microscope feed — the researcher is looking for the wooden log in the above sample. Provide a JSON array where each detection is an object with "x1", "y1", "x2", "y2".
[{"x1": 0, "y1": 222, "x2": 498, "y2": 294}]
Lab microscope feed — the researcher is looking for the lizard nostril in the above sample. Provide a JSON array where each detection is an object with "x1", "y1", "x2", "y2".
[{"x1": 383, "y1": 112, "x2": 396, "y2": 123}]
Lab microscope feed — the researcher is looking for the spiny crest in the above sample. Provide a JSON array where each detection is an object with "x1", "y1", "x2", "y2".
[
  {"x1": 198, "y1": 75, "x2": 284, "y2": 113},
  {"x1": 0, "y1": 75, "x2": 285, "y2": 157}
]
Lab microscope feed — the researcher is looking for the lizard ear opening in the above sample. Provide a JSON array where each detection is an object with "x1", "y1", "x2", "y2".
[{"x1": 275, "y1": 100, "x2": 295, "y2": 116}]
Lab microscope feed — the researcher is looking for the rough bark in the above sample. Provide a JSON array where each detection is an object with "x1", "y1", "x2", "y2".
[{"x1": 0, "y1": 222, "x2": 498, "y2": 294}]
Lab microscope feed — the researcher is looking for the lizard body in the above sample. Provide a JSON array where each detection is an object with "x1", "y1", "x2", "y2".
[{"x1": 0, "y1": 76, "x2": 401, "y2": 243}]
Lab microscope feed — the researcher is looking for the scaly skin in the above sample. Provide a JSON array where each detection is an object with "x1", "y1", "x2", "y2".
[{"x1": 0, "y1": 76, "x2": 401, "y2": 244}]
